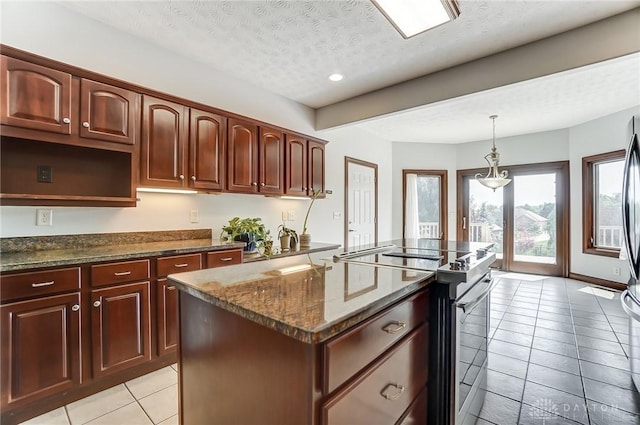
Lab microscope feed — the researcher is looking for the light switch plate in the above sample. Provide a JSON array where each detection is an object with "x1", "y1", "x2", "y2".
[{"x1": 189, "y1": 209, "x2": 199, "y2": 223}]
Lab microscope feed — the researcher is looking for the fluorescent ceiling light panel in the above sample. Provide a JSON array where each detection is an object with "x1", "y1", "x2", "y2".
[{"x1": 372, "y1": 0, "x2": 459, "y2": 38}]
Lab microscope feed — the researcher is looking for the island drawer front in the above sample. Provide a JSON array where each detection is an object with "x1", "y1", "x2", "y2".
[
  {"x1": 397, "y1": 386, "x2": 428, "y2": 425},
  {"x1": 323, "y1": 289, "x2": 429, "y2": 394},
  {"x1": 91, "y1": 260, "x2": 150, "y2": 287},
  {"x1": 157, "y1": 253, "x2": 202, "y2": 277},
  {"x1": 1, "y1": 267, "x2": 81, "y2": 302},
  {"x1": 322, "y1": 324, "x2": 429, "y2": 425},
  {"x1": 206, "y1": 249, "x2": 243, "y2": 268}
]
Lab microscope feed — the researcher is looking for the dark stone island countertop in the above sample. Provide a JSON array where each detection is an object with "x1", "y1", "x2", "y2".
[{"x1": 168, "y1": 247, "x2": 435, "y2": 344}]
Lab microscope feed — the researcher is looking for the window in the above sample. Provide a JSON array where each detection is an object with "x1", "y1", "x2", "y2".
[
  {"x1": 403, "y1": 170, "x2": 447, "y2": 240},
  {"x1": 583, "y1": 150, "x2": 626, "y2": 257}
]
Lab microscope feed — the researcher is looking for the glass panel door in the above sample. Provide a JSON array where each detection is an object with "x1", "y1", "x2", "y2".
[
  {"x1": 469, "y1": 179, "x2": 504, "y2": 260},
  {"x1": 512, "y1": 173, "x2": 557, "y2": 264}
]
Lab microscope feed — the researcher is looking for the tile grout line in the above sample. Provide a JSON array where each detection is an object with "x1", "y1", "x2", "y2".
[{"x1": 123, "y1": 380, "x2": 156, "y2": 425}]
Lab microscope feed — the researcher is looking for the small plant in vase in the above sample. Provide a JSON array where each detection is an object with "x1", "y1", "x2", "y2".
[
  {"x1": 301, "y1": 189, "x2": 321, "y2": 248},
  {"x1": 277, "y1": 223, "x2": 298, "y2": 252},
  {"x1": 258, "y1": 230, "x2": 274, "y2": 257}
]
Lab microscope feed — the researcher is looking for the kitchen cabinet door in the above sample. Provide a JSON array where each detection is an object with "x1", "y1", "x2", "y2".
[
  {"x1": 0, "y1": 55, "x2": 72, "y2": 135},
  {"x1": 90, "y1": 281, "x2": 151, "y2": 378},
  {"x1": 0, "y1": 293, "x2": 81, "y2": 409},
  {"x1": 285, "y1": 134, "x2": 308, "y2": 196},
  {"x1": 308, "y1": 140, "x2": 326, "y2": 196},
  {"x1": 80, "y1": 79, "x2": 140, "y2": 145},
  {"x1": 140, "y1": 96, "x2": 189, "y2": 188},
  {"x1": 156, "y1": 253, "x2": 202, "y2": 356},
  {"x1": 227, "y1": 118, "x2": 258, "y2": 193},
  {"x1": 259, "y1": 127, "x2": 284, "y2": 194},
  {"x1": 189, "y1": 109, "x2": 226, "y2": 191}
]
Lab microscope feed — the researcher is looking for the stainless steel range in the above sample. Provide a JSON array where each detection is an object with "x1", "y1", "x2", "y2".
[{"x1": 334, "y1": 239, "x2": 496, "y2": 425}]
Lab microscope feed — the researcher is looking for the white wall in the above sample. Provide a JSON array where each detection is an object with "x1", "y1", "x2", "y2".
[
  {"x1": 392, "y1": 108, "x2": 639, "y2": 283},
  {"x1": 391, "y1": 143, "x2": 457, "y2": 239},
  {"x1": 0, "y1": 1, "x2": 393, "y2": 245},
  {"x1": 569, "y1": 107, "x2": 639, "y2": 283}
]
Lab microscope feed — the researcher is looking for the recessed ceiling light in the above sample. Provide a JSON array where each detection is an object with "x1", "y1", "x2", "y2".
[
  {"x1": 329, "y1": 73, "x2": 343, "y2": 82},
  {"x1": 371, "y1": 0, "x2": 460, "y2": 39}
]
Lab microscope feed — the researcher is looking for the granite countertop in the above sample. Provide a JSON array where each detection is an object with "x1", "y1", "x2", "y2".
[
  {"x1": 168, "y1": 248, "x2": 435, "y2": 344},
  {"x1": 0, "y1": 229, "x2": 341, "y2": 273},
  {"x1": 0, "y1": 238, "x2": 245, "y2": 272}
]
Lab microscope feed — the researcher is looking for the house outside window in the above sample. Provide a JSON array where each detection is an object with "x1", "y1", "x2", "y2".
[{"x1": 583, "y1": 150, "x2": 626, "y2": 257}]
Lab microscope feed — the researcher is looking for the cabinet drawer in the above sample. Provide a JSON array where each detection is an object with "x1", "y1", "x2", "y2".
[
  {"x1": 323, "y1": 324, "x2": 429, "y2": 425},
  {"x1": 324, "y1": 290, "x2": 429, "y2": 394},
  {"x1": 1, "y1": 267, "x2": 80, "y2": 302},
  {"x1": 91, "y1": 259, "x2": 150, "y2": 287},
  {"x1": 397, "y1": 386, "x2": 428, "y2": 425},
  {"x1": 207, "y1": 249, "x2": 243, "y2": 268},
  {"x1": 157, "y1": 253, "x2": 202, "y2": 277}
]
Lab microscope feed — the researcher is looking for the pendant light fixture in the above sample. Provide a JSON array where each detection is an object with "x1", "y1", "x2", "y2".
[{"x1": 475, "y1": 115, "x2": 511, "y2": 191}]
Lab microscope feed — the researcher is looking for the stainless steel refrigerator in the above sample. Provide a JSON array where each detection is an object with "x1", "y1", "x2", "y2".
[{"x1": 621, "y1": 114, "x2": 640, "y2": 391}]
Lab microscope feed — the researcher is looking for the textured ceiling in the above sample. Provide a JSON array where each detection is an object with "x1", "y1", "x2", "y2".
[{"x1": 58, "y1": 0, "x2": 640, "y2": 143}]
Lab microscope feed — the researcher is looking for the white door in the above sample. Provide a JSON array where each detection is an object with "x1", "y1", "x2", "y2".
[{"x1": 346, "y1": 158, "x2": 377, "y2": 249}]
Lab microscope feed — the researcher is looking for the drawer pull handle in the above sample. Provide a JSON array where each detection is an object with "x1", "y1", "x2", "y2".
[
  {"x1": 32, "y1": 280, "x2": 55, "y2": 288},
  {"x1": 220, "y1": 257, "x2": 233, "y2": 261},
  {"x1": 382, "y1": 321, "x2": 407, "y2": 334},
  {"x1": 380, "y1": 383, "x2": 405, "y2": 401},
  {"x1": 114, "y1": 271, "x2": 132, "y2": 276},
  {"x1": 174, "y1": 263, "x2": 189, "y2": 268}
]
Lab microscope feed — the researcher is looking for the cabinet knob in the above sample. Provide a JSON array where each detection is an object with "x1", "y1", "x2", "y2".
[
  {"x1": 252, "y1": 182, "x2": 258, "y2": 186},
  {"x1": 62, "y1": 117, "x2": 71, "y2": 124},
  {"x1": 303, "y1": 187, "x2": 308, "y2": 191},
  {"x1": 82, "y1": 121, "x2": 90, "y2": 128},
  {"x1": 191, "y1": 176, "x2": 196, "y2": 181},
  {"x1": 179, "y1": 175, "x2": 185, "y2": 180},
  {"x1": 93, "y1": 300, "x2": 101, "y2": 308},
  {"x1": 260, "y1": 182, "x2": 265, "y2": 187},
  {"x1": 72, "y1": 304, "x2": 80, "y2": 312}
]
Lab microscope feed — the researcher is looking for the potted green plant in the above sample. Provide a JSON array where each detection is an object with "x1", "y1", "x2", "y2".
[
  {"x1": 300, "y1": 189, "x2": 321, "y2": 247},
  {"x1": 220, "y1": 217, "x2": 267, "y2": 252},
  {"x1": 277, "y1": 223, "x2": 298, "y2": 252}
]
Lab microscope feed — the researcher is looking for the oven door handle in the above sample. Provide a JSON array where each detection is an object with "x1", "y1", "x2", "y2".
[
  {"x1": 621, "y1": 290, "x2": 640, "y2": 322},
  {"x1": 456, "y1": 278, "x2": 499, "y2": 314}
]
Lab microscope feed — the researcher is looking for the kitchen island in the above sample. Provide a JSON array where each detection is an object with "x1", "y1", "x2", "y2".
[{"x1": 168, "y1": 248, "x2": 435, "y2": 425}]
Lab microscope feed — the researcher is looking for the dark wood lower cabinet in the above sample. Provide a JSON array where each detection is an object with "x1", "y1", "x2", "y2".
[
  {"x1": 90, "y1": 281, "x2": 151, "y2": 378},
  {"x1": 0, "y1": 293, "x2": 81, "y2": 409},
  {"x1": 178, "y1": 288, "x2": 430, "y2": 425},
  {"x1": 157, "y1": 278, "x2": 178, "y2": 356}
]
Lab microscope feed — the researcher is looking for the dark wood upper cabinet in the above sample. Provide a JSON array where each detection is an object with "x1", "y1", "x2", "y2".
[
  {"x1": 308, "y1": 140, "x2": 326, "y2": 195},
  {"x1": 79, "y1": 79, "x2": 140, "y2": 145},
  {"x1": 189, "y1": 109, "x2": 226, "y2": 191},
  {"x1": 1, "y1": 293, "x2": 81, "y2": 410},
  {"x1": 285, "y1": 134, "x2": 308, "y2": 196},
  {"x1": 1, "y1": 55, "x2": 72, "y2": 135},
  {"x1": 227, "y1": 118, "x2": 259, "y2": 193},
  {"x1": 285, "y1": 135, "x2": 326, "y2": 197},
  {"x1": 140, "y1": 95, "x2": 189, "y2": 188},
  {"x1": 90, "y1": 281, "x2": 151, "y2": 378},
  {"x1": 259, "y1": 127, "x2": 284, "y2": 195}
]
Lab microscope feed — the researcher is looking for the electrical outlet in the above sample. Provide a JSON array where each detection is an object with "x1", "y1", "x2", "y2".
[
  {"x1": 36, "y1": 209, "x2": 53, "y2": 226},
  {"x1": 189, "y1": 209, "x2": 199, "y2": 223},
  {"x1": 282, "y1": 211, "x2": 288, "y2": 221},
  {"x1": 288, "y1": 210, "x2": 296, "y2": 221},
  {"x1": 333, "y1": 211, "x2": 342, "y2": 219},
  {"x1": 613, "y1": 266, "x2": 621, "y2": 276}
]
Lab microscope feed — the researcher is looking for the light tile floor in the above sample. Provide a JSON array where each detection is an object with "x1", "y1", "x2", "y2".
[
  {"x1": 20, "y1": 273, "x2": 640, "y2": 425},
  {"x1": 20, "y1": 364, "x2": 178, "y2": 425}
]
